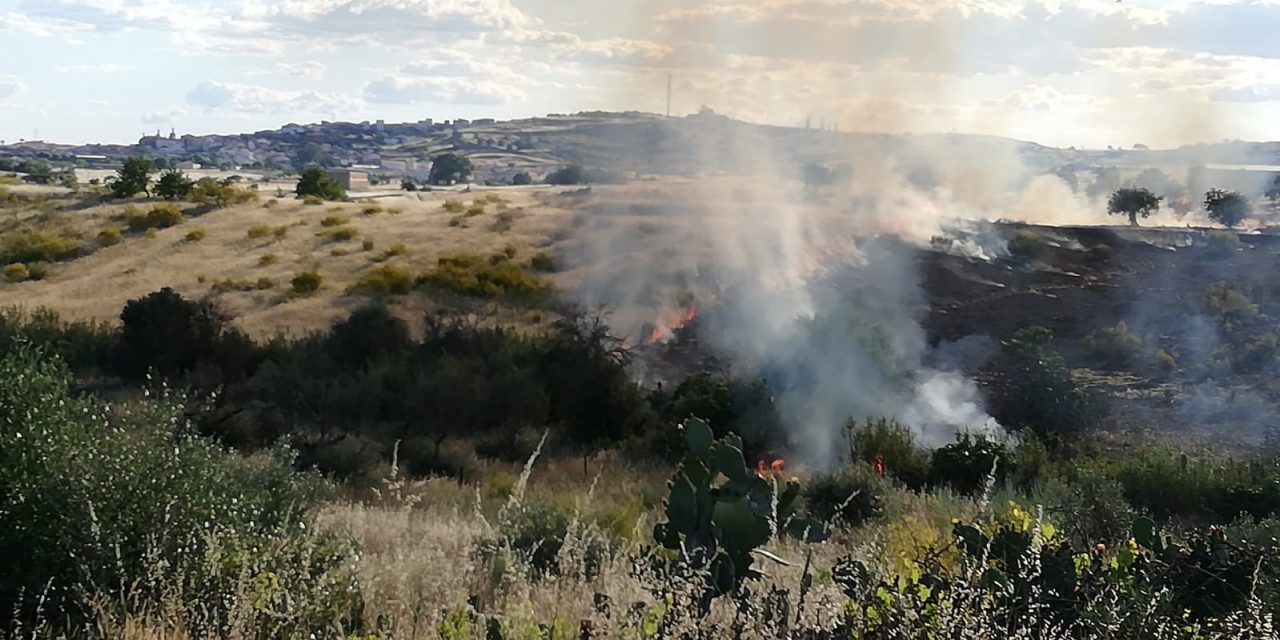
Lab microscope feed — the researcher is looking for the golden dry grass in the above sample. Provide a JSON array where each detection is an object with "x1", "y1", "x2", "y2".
[{"x1": 0, "y1": 188, "x2": 575, "y2": 337}]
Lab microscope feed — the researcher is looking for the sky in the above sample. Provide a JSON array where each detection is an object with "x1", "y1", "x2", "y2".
[{"x1": 1, "y1": 0, "x2": 1279, "y2": 149}]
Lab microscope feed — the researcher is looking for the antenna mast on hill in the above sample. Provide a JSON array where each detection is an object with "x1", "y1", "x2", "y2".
[{"x1": 666, "y1": 73, "x2": 672, "y2": 118}]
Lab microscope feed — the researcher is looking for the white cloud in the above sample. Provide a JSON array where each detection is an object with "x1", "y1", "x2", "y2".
[
  {"x1": 364, "y1": 75, "x2": 526, "y2": 105},
  {"x1": 185, "y1": 80, "x2": 363, "y2": 115},
  {"x1": 0, "y1": 76, "x2": 26, "y2": 99},
  {"x1": 54, "y1": 63, "x2": 135, "y2": 73},
  {"x1": 142, "y1": 106, "x2": 189, "y2": 124},
  {"x1": 277, "y1": 61, "x2": 328, "y2": 80}
]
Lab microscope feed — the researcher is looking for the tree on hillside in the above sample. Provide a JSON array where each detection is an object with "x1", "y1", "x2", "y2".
[
  {"x1": 154, "y1": 168, "x2": 195, "y2": 201},
  {"x1": 1266, "y1": 175, "x2": 1280, "y2": 205},
  {"x1": 110, "y1": 157, "x2": 154, "y2": 199},
  {"x1": 191, "y1": 178, "x2": 256, "y2": 208},
  {"x1": 429, "y1": 153, "x2": 473, "y2": 185},
  {"x1": 295, "y1": 166, "x2": 345, "y2": 201},
  {"x1": 1107, "y1": 187, "x2": 1162, "y2": 226},
  {"x1": 1204, "y1": 189, "x2": 1251, "y2": 229},
  {"x1": 295, "y1": 142, "x2": 327, "y2": 170},
  {"x1": 511, "y1": 172, "x2": 532, "y2": 186},
  {"x1": 546, "y1": 164, "x2": 585, "y2": 186}
]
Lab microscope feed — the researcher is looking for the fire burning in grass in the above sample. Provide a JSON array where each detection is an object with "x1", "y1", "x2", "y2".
[{"x1": 644, "y1": 307, "x2": 698, "y2": 345}]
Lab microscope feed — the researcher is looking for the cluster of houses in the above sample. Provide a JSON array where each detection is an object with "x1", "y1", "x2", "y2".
[{"x1": 134, "y1": 117, "x2": 506, "y2": 179}]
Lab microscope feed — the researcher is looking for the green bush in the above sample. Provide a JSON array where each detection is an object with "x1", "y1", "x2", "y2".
[
  {"x1": 1083, "y1": 321, "x2": 1143, "y2": 369},
  {"x1": 998, "y1": 327, "x2": 1096, "y2": 443},
  {"x1": 317, "y1": 226, "x2": 358, "y2": 242},
  {"x1": 361, "y1": 239, "x2": 375, "y2": 251},
  {"x1": 361, "y1": 204, "x2": 383, "y2": 216},
  {"x1": 1008, "y1": 230, "x2": 1049, "y2": 260},
  {"x1": 126, "y1": 203, "x2": 184, "y2": 231},
  {"x1": 0, "y1": 346, "x2": 360, "y2": 633},
  {"x1": 291, "y1": 270, "x2": 323, "y2": 296},
  {"x1": 1103, "y1": 449, "x2": 1280, "y2": 523},
  {"x1": 1042, "y1": 469, "x2": 1136, "y2": 547},
  {"x1": 295, "y1": 167, "x2": 346, "y2": 202},
  {"x1": 210, "y1": 278, "x2": 256, "y2": 293},
  {"x1": 190, "y1": 179, "x2": 257, "y2": 208},
  {"x1": 529, "y1": 251, "x2": 556, "y2": 272},
  {"x1": 184, "y1": 228, "x2": 207, "y2": 242},
  {"x1": 1205, "y1": 230, "x2": 1244, "y2": 258},
  {"x1": 372, "y1": 243, "x2": 410, "y2": 263},
  {"x1": 26, "y1": 261, "x2": 49, "y2": 281},
  {"x1": 419, "y1": 253, "x2": 552, "y2": 298},
  {"x1": 1, "y1": 227, "x2": 81, "y2": 264},
  {"x1": 442, "y1": 198, "x2": 466, "y2": 213},
  {"x1": 96, "y1": 226, "x2": 124, "y2": 247},
  {"x1": 802, "y1": 464, "x2": 884, "y2": 526},
  {"x1": 399, "y1": 437, "x2": 480, "y2": 480},
  {"x1": 1203, "y1": 281, "x2": 1261, "y2": 329},
  {"x1": 320, "y1": 214, "x2": 349, "y2": 227},
  {"x1": 348, "y1": 264, "x2": 416, "y2": 296},
  {"x1": 929, "y1": 434, "x2": 1013, "y2": 495},
  {"x1": 4, "y1": 262, "x2": 29, "y2": 282},
  {"x1": 258, "y1": 253, "x2": 279, "y2": 266},
  {"x1": 302, "y1": 194, "x2": 324, "y2": 206},
  {"x1": 118, "y1": 287, "x2": 253, "y2": 382}
]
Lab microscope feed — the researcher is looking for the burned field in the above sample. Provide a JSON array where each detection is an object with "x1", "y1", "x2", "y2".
[{"x1": 632, "y1": 221, "x2": 1280, "y2": 453}]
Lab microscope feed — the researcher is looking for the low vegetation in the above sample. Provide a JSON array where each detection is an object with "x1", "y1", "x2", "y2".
[
  {"x1": 124, "y1": 203, "x2": 184, "y2": 231},
  {"x1": 291, "y1": 270, "x2": 323, "y2": 296},
  {"x1": 419, "y1": 252, "x2": 553, "y2": 299},
  {"x1": 1, "y1": 227, "x2": 81, "y2": 264},
  {"x1": 0, "y1": 288, "x2": 1278, "y2": 637}
]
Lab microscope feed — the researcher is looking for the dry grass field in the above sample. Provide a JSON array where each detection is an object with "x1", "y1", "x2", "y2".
[{"x1": 0, "y1": 184, "x2": 575, "y2": 337}]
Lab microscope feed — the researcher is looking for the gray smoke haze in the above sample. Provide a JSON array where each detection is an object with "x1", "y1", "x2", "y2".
[{"x1": 558, "y1": 1, "x2": 1252, "y2": 465}]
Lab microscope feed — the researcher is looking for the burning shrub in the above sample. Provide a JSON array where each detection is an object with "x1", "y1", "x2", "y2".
[{"x1": 844, "y1": 418, "x2": 930, "y2": 490}]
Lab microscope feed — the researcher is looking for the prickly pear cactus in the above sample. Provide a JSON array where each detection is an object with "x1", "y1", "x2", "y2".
[{"x1": 653, "y1": 417, "x2": 828, "y2": 596}]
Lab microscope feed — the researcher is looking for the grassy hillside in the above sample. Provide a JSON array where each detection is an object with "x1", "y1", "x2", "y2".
[{"x1": 0, "y1": 182, "x2": 572, "y2": 336}]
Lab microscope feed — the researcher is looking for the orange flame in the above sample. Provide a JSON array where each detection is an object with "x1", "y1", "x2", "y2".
[
  {"x1": 757, "y1": 459, "x2": 787, "y2": 478},
  {"x1": 644, "y1": 307, "x2": 697, "y2": 345}
]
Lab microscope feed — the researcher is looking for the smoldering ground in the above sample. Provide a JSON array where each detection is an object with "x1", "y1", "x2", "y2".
[{"x1": 551, "y1": 1, "x2": 1264, "y2": 465}]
